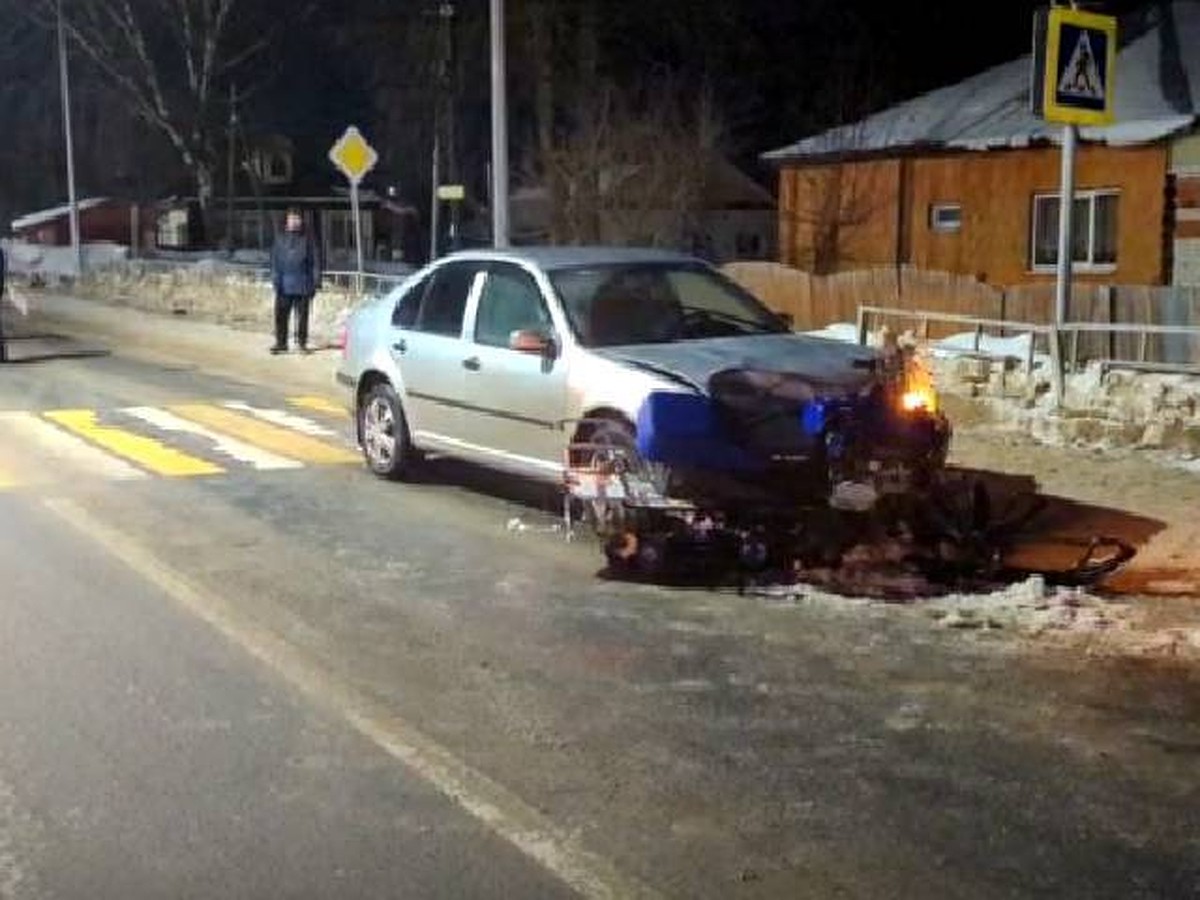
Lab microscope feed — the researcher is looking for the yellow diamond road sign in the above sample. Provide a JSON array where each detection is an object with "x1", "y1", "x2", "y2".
[{"x1": 329, "y1": 126, "x2": 378, "y2": 184}]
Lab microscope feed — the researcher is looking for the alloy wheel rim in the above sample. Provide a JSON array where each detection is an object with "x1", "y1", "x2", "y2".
[{"x1": 363, "y1": 397, "x2": 396, "y2": 468}]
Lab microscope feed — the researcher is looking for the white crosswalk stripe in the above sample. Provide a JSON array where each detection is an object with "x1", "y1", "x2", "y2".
[
  {"x1": 0, "y1": 411, "x2": 146, "y2": 481},
  {"x1": 221, "y1": 401, "x2": 341, "y2": 438},
  {"x1": 122, "y1": 407, "x2": 304, "y2": 471}
]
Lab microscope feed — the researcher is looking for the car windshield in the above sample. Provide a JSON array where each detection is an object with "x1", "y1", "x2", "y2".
[{"x1": 548, "y1": 262, "x2": 788, "y2": 347}]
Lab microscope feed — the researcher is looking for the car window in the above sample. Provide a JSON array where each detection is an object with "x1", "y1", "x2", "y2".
[
  {"x1": 391, "y1": 275, "x2": 429, "y2": 328},
  {"x1": 474, "y1": 266, "x2": 552, "y2": 348},
  {"x1": 415, "y1": 263, "x2": 478, "y2": 337},
  {"x1": 550, "y1": 263, "x2": 786, "y2": 347}
]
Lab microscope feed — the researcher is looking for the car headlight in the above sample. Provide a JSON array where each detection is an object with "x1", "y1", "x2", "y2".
[{"x1": 900, "y1": 387, "x2": 937, "y2": 414}]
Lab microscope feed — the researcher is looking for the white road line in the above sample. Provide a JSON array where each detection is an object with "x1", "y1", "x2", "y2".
[
  {"x1": 44, "y1": 498, "x2": 661, "y2": 900},
  {"x1": 122, "y1": 407, "x2": 303, "y2": 471},
  {"x1": 0, "y1": 412, "x2": 146, "y2": 481},
  {"x1": 221, "y1": 402, "x2": 340, "y2": 438}
]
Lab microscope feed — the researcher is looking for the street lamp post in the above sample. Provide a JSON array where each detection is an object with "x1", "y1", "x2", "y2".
[
  {"x1": 489, "y1": 0, "x2": 509, "y2": 247},
  {"x1": 57, "y1": 0, "x2": 82, "y2": 277}
]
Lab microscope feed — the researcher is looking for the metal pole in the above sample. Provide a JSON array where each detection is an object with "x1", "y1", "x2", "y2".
[
  {"x1": 1050, "y1": 123, "x2": 1078, "y2": 402},
  {"x1": 351, "y1": 182, "x2": 365, "y2": 296},
  {"x1": 429, "y1": 130, "x2": 440, "y2": 261},
  {"x1": 1055, "y1": 123, "x2": 1077, "y2": 326},
  {"x1": 489, "y1": 0, "x2": 509, "y2": 247},
  {"x1": 226, "y1": 84, "x2": 237, "y2": 252},
  {"x1": 57, "y1": 0, "x2": 82, "y2": 277}
]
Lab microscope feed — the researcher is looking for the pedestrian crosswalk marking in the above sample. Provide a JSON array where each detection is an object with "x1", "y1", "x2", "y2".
[
  {"x1": 223, "y1": 401, "x2": 340, "y2": 437},
  {"x1": 168, "y1": 404, "x2": 358, "y2": 465},
  {"x1": 123, "y1": 407, "x2": 304, "y2": 471},
  {"x1": 43, "y1": 409, "x2": 225, "y2": 477},
  {"x1": 0, "y1": 411, "x2": 146, "y2": 482},
  {"x1": 287, "y1": 396, "x2": 346, "y2": 418}
]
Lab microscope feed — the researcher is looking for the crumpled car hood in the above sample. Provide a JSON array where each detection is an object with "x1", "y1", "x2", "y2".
[{"x1": 593, "y1": 334, "x2": 881, "y2": 395}]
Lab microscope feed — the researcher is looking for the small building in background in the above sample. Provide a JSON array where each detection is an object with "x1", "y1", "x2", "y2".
[
  {"x1": 11, "y1": 198, "x2": 138, "y2": 247},
  {"x1": 508, "y1": 155, "x2": 777, "y2": 263}
]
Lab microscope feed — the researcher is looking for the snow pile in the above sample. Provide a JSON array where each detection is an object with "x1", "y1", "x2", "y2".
[
  {"x1": 923, "y1": 577, "x2": 1131, "y2": 635},
  {"x1": 1, "y1": 239, "x2": 128, "y2": 280},
  {"x1": 929, "y1": 330, "x2": 1036, "y2": 364},
  {"x1": 944, "y1": 359, "x2": 1200, "y2": 457},
  {"x1": 802, "y1": 322, "x2": 859, "y2": 343}
]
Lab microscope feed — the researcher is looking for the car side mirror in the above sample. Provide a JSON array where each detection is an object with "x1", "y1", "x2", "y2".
[{"x1": 509, "y1": 329, "x2": 557, "y2": 357}]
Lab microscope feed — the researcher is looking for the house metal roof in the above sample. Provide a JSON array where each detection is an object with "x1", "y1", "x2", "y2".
[
  {"x1": 11, "y1": 198, "x2": 110, "y2": 232},
  {"x1": 764, "y1": 1, "x2": 1200, "y2": 163}
]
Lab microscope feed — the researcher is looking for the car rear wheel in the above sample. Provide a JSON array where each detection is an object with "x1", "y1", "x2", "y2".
[{"x1": 359, "y1": 382, "x2": 416, "y2": 480}]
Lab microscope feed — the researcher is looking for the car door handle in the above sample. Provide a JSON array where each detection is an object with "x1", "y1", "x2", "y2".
[
  {"x1": 462, "y1": 356, "x2": 482, "y2": 372},
  {"x1": 392, "y1": 339, "x2": 407, "y2": 354}
]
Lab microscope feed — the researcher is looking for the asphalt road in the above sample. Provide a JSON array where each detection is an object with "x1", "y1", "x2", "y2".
[{"x1": 0, "y1": 348, "x2": 1198, "y2": 899}]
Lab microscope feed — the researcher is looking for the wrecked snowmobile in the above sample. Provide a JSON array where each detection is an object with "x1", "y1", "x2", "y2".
[{"x1": 566, "y1": 342, "x2": 1133, "y2": 595}]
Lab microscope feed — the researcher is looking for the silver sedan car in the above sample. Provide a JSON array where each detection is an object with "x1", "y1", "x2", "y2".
[{"x1": 335, "y1": 246, "x2": 885, "y2": 485}]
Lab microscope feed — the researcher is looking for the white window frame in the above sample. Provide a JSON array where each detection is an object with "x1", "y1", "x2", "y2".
[
  {"x1": 1030, "y1": 188, "x2": 1119, "y2": 274},
  {"x1": 929, "y1": 203, "x2": 962, "y2": 233}
]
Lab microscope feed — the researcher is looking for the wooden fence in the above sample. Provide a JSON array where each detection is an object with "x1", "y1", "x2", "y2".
[{"x1": 722, "y1": 262, "x2": 1200, "y2": 365}]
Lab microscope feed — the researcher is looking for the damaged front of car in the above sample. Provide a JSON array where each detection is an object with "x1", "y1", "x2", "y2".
[{"x1": 591, "y1": 332, "x2": 951, "y2": 515}]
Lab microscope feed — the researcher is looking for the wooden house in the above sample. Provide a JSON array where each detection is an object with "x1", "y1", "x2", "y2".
[{"x1": 763, "y1": 1, "x2": 1200, "y2": 288}]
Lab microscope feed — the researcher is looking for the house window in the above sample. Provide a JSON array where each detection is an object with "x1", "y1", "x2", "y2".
[
  {"x1": 156, "y1": 209, "x2": 189, "y2": 248},
  {"x1": 251, "y1": 148, "x2": 293, "y2": 186},
  {"x1": 929, "y1": 203, "x2": 962, "y2": 233},
  {"x1": 1031, "y1": 190, "x2": 1119, "y2": 270}
]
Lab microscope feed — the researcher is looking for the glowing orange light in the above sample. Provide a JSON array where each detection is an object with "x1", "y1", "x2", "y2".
[{"x1": 901, "y1": 389, "x2": 937, "y2": 413}]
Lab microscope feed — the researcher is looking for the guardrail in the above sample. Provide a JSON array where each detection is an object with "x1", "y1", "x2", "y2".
[
  {"x1": 855, "y1": 306, "x2": 1053, "y2": 375},
  {"x1": 856, "y1": 305, "x2": 1200, "y2": 402}
]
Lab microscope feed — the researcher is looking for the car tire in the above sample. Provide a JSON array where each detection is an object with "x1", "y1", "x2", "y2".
[{"x1": 359, "y1": 381, "x2": 417, "y2": 481}]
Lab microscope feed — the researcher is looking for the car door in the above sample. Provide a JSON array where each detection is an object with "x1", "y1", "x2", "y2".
[
  {"x1": 458, "y1": 262, "x2": 569, "y2": 473},
  {"x1": 391, "y1": 260, "x2": 484, "y2": 443}
]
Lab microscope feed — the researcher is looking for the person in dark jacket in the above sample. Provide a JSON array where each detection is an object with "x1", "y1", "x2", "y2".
[{"x1": 269, "y1": 208, "x2": 321, "y2": 354}]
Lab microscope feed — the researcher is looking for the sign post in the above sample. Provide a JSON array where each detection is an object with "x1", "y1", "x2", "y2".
[
  {"x1": 1033, "y1": 4, "x2": 1116, "y2": 396},
  {"x1": 328, "y1": 126, "x2": 380, "y2": 296},
  {"x1": 1033, "y1": 5, "x2": 1117, "y2": 325}
]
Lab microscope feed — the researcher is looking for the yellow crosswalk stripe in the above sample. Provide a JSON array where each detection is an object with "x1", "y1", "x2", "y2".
[
  {"x1": 168, "y1": 404, "x2": 358, "y2": 465},
  {"x1": 287, "y1": 395, "x2": 348, "y2": 418},
  {"x1": 42, "y1": 410, "x2": 224, "y2": 477}
]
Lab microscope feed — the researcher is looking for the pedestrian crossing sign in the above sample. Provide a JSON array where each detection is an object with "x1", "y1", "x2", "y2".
[{"x1": 1035, "y1": 6, "x2": 1117, "y2": 125}]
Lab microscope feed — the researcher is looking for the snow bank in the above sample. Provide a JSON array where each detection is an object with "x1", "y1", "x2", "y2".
[
  {"x1": 930, "y1": 330, "x2": 1037, "y2": 363},
  {"x1": 802, "y1": 322, "x2": 859, "y2": 344},
  {"x1": 1, "y1": 239, "x2": 128, "y2": 279}
]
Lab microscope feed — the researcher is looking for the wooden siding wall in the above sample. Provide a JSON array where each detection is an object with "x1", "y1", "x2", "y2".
[{"x1": 778, "y1": 145, "x2": 1170, "y2": 285}]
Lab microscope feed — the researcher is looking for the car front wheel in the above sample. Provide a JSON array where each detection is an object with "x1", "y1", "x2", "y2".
[{"x1": 359, "y1": 382, "x2": 416, "y2": 480}]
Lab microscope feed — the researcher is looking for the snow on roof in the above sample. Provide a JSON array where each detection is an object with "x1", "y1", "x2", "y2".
[
  {"x1": 764, "y1": 1, "x2": 1200, "y2": 163},
  {"x1": 11, "y1": 198, "x2": 110, "y2": 232}
]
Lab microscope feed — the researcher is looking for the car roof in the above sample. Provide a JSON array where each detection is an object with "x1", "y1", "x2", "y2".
[{"x1": 438, "y1": 245, "x2": 701, "y2": 272}]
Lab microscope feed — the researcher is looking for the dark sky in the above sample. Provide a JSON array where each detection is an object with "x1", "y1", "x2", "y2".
[{"x1": 0, "y1": 0, "x2": 1159, "y2": 221}]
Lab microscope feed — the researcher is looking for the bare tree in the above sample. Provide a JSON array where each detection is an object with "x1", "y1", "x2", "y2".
[
  {"x1": 18, "y1": 0, "x2": 317, "y2": 243},
  {"x1": 535, "y1": 75, "x2": 724, "y2": 249}
]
